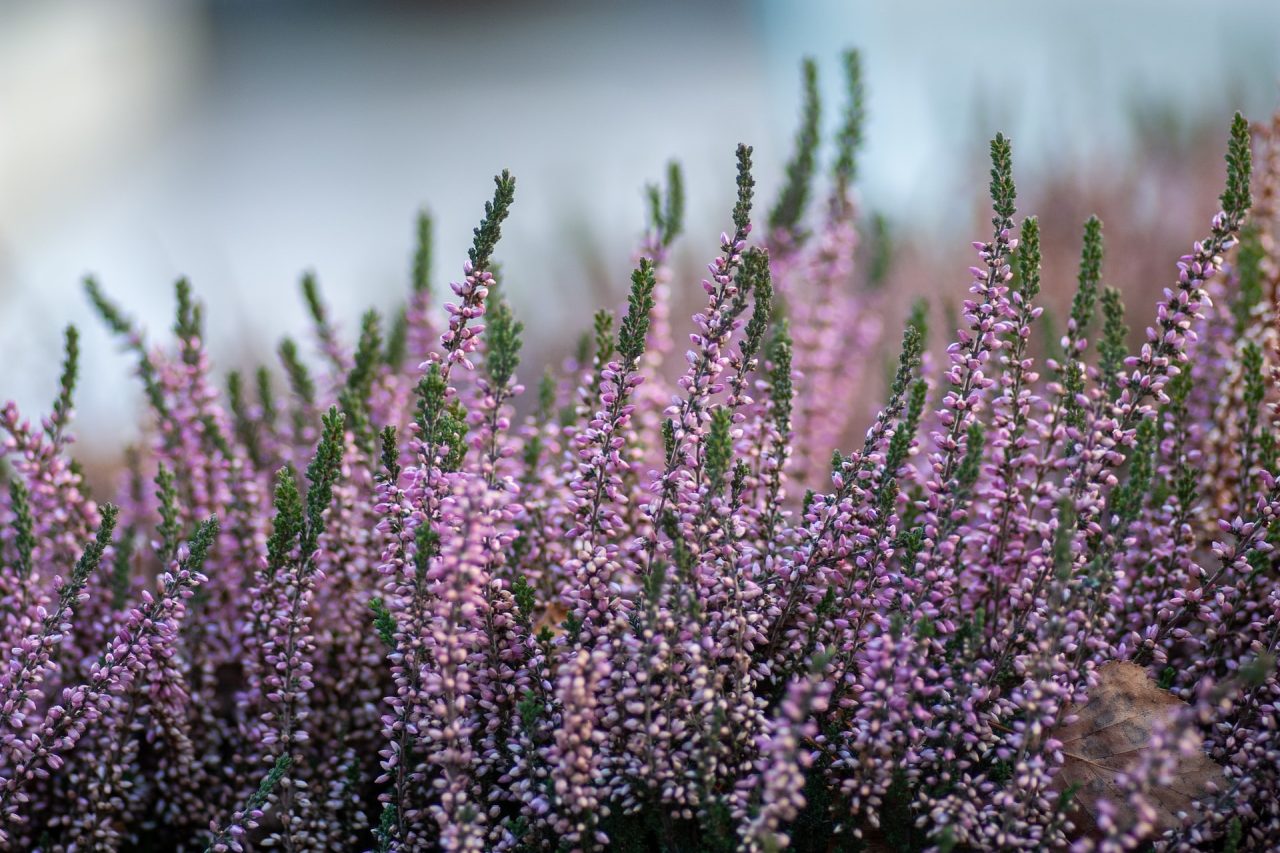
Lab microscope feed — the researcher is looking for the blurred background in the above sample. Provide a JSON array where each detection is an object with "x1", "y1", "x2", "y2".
[{"x1": 3, "y1": 0, "x2": 1280, "y2": 459}]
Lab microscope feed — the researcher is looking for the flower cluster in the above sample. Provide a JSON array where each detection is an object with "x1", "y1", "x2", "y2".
[{"x1": 3, "y1": 51, "x2": 1280, "y2": 852}]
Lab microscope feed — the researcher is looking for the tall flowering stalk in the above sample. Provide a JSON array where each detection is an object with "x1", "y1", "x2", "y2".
[
  {"x1": 637, "y1": 145, "x2": 756, "y2": 583},
  {"x1": 564, "y1": 258, "x2": 657, "y2": 641},
  {"x1": 968, "y1": 214, "x2": 1044, "y2": 622},
  {"x1": 255, "y1": 408, "x2": 345, "y2": 849},
  {"x1": 768, "y1": 49, "x2": 881, "y2": 491},
  {"x1": 914, "y1": 133, "x2": 1019, "y2": 602},
  {"x1": 375, "y1": 171, "x2": 516, "y2": 851}
]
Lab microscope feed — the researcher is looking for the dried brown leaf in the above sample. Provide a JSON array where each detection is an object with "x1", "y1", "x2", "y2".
[
  {"x1": 533, "y1": 600, "x2": 568, "y2": 638},
  {"x1": 1052, "y1": 660, "x2": 1227, "y2": 839}
]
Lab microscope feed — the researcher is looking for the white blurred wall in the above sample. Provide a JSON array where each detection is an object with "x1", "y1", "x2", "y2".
[{"x1": 1, "y1": 0, "x2": 1278, "y2": 452}]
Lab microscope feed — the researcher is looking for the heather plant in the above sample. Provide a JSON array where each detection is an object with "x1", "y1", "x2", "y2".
[{"x1": 3, "y1": 50, "x2": 1280, "y2": 853}]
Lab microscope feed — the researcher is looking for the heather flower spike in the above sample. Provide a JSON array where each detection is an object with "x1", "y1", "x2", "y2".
[
  {"x1": 83, "y1": 275, "x2": 171, "y2": 421},
  {"x1": 46, "y1": 325, "x2": 79, "y2": 446},
  {"x1": 1098, "y1": 285, "x2": 1128, "y2": 401},
  {"x1": 770, "y1": 57, "x2": 821, "y2": 245},
  {"x1": 733, "y1": 142, "x2": 756, "y2": 240},
  {"x1": 832, "y1": 48, "x2": 866, "y2": 214},
  {"x1": 300, "y1": 270, "x2": 345, "y2": 370},
  {"x1": 279, "y1": 337, "x2": 317, "y2": 407},
  {"x1": 468, "y1": 169, "x2": 517, "y2": 272},
  {"x1": 413, "y1": 209, "x2": 434, "y2": 295},
  {"x1": 2, "y1": 57, "x2": 1279, "y2": 852},
  {"x1": 1222, "y1": 111, "x2": 1253, "y2": 220},
  {"x1": 647, "y1": 160, "x2": 685, "y2": 248},
  {"x1": 990, "y1": 132, "x2": 1017, "y2": 230},
  {"x1": 619, "y1": 258, "x2": 658, "y2": 363}
]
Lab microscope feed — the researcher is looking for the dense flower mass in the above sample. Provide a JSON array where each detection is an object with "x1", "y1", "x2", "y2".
[{"x1": 3, "y1": 51, "x2": 1280, "y2": 852}]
